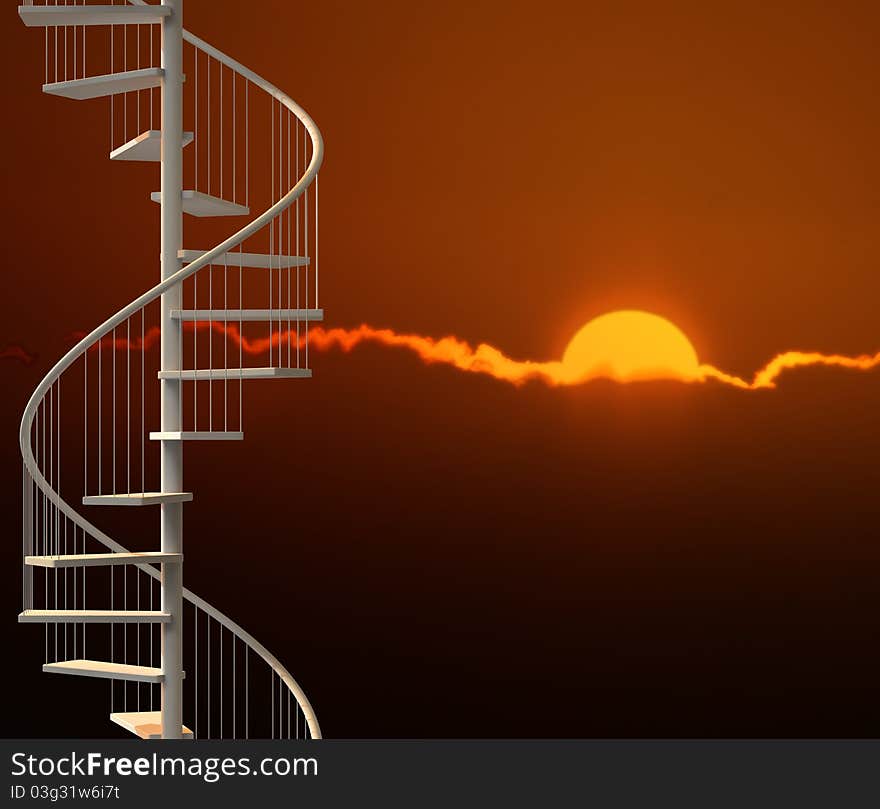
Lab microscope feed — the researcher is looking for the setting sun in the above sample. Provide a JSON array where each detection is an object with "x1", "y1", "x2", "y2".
[{"x1": 560, "y1": 310, "x2": 700, "y2": 384}]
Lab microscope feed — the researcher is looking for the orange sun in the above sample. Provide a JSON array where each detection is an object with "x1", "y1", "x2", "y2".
[{"x1": 560, "y1": 310, "x2": 701, "y2": 384}]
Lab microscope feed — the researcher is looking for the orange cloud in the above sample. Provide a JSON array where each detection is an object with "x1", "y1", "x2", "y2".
[
  {"x1": 293, "y1": 325, "x2": 880, "y2": 391},
  {"x1": 745, "y1": 350, "x2": 880, "y2": 389},
  {"x1": 75, "y1": 323, "x2": 305, "y2": 357},
  {"x1": 307, "y1": 325, "x2": 563, "y2": 385},
  {"x1": 68, "y1": 323, "x2": 880, "y2": 391}
]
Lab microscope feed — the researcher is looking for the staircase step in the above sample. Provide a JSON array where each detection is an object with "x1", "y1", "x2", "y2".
[
  {"x1": 25, "y1": 552, "x2": 182, "y2": 569},
  {"x1": 158, "y1": 367, "x2": 312, "y2": 380},
  {"x1": 150, "y1": 431, "x2": 244, "y2": 441},
  {"x1": 151, "y1": 190, "x2": 249, "y2": 218},
  {"x1": 43, "y1": 660, "x2": 173, "y2": 684},
  {"x1": 110, "y1": 711, "x2": 193, "y2": 740},
  {"x1": 179, "y1": 249, "x2": 310, "y2": 269},
  {"x1": 171, "y1": 309, "x2": 323, "y2": 323},
  {"x1": 44, "y1": 68, "x2": 164, "y2": 101},
  {"x1": 20, "y1": 4, "x2": 171, "y2": 27},
  {"x1": 20, "y1": 610, "x2": 171, "y2": 624},
  {"x1": 110, "y1": 129, "x2": 194, "y2": 162},
  {"x1": 83, "y1": 492, "x2": 193, "y2": 507}
]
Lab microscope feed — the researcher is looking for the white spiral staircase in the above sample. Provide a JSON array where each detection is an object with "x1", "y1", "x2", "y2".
[{"x1": 18, "y1": 1, "x2": 323, "y2": 739}]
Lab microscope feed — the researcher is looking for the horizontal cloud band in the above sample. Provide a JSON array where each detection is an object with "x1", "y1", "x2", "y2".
[{"x1": 64, "y1": 322, "x2": 880, "y2": 391}]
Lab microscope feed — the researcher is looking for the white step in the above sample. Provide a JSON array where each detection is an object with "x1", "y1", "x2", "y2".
[
  {"x1": 157, "y1": 367, "x2": 312, "y2": 380},
  {"x1": 110, "y1": 129, "x2": 194, "y2": 162},
  {"x1": 20, "y1": 4, "x2": 171, "y2": 27},
  {"x1": 25, "y1": 552, "x2": 182, "y2": 569},
  {"x1": 110, "y1": 711, "x2": 193, "y2": 740},
  {"x1": 151, "y1": 190, "x2": 249, "y2": 218},
  {"x1": 44, "y1": 68, "x2": 164, "y2": 101},
  {"x1": 150, "y1": 431, "x2": 244, "y2": 441},
  {"x1": 82, "y1": 492, "x2": 193, "y2": 507},
  {"x1": 20, "y1": 610, "x2": 171, "y2": 624},
  {"x1": 171, "y1": 309, "x2": 323, "y2": 323},
  {"x1": 179, "y1": 249, "x2": 310, "y2": 269},
  {"x1": 43, "y1": 660, "x2": 173, "y2": 684}
]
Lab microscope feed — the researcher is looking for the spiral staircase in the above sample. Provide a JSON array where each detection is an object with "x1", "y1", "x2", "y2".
[{"x1": 17, "y1": 1, "x2": 323, "y2": 739}]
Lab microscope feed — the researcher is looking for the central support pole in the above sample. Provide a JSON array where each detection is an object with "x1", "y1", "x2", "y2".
[{"x1": 160, "y1": 0, "x2": 184, "y2": 740}]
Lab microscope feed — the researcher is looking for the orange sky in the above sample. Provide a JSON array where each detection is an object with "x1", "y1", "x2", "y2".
[{"x1": 6, "y1": 0, "x2": 880, "y2": 376}]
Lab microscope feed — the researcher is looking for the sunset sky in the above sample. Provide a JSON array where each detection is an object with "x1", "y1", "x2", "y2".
[{"x1": 3, "y1": 0, "x2": 880, "y2": 737}]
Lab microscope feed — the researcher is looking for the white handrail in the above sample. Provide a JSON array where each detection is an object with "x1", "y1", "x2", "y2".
[{"x1": 20, "y1": 2, "x2": 324, "y2": 738}]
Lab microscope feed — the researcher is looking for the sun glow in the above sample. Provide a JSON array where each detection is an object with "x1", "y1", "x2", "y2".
[{"x1": 560, "y1": 310, "x2": 700, "y2": 384}]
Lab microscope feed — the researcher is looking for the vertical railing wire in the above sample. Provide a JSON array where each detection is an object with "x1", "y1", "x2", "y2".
[
  {"x1": 98, "y1": 329, "x2": 102, "y2": 496},
  {"x1": 219, "y1": 62, "x2": 223, "y2": 201},
  {"x1": 123, "y1": 21, "x2": 127, "y2": 146},
  {"x1": 287, "y1": 110, "x2": 291, "y2": 367},
  {"x1": 315, "y1": 172, "x2": 319, "y2": 310},
  {"x1": 60, "y1": 378, "x2": 67, "y2": 660},
  {"x1": 49, "y1": 386, "x2": 56, "y2": 661},
  {"x1": 207, "y1": 52, "x2": 211, "y2": 198},
  {"x1": 41, "y1": 403, "x2": 47, "y2": 662},
  {"x1": 209, "y1": 262, "x2": 213, "y2": 432},
  {"x1": 207, "y1": 612, "x2": 211, "y2": 738},
  {"x1": 127, "y1": 319, "x2": 130, "y2": 497},
  {"x1": 304, "y1": 132, "x2": 309, "y2": 370},
  {"x1": 109, "y1": 14, "x2": 114, "y2": 152},
  {"x1": 112, "y1": 328, "x2": 116, "y2": 495},
  {"x1": 193, "y1": 270, "x2": 198, "y2": 429},
  {"x1": 277, "y1": 101, "x2": 282, "y2": 367},
  {"x1": 224, "y1": 254, "x2": 228, "y2": 430},
  {"x1": 194, "y1": 43, "x2": 198, "y2": 192},
  {"x1": 232, "y1": 70, "x2": 236, "y2": 205},
  {"x1": 295, "y1": 120, "x2": 300, "y2": 367},
  {"x1": 269, "y1": 98, "x2": 274, "y2": 368},
  {"x1": 194, "y1": 605, "x2": 199, "y2": 738},
  {"x1": 219, "y1": 626, "x2": 223, "y2": 738},
  {"x1": 141, "y1": 308, "x2": 145, "y2": 496}
]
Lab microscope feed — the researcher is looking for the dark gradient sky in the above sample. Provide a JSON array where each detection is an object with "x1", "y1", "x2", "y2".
[{"x1": 3, "y1": 0, "x2": 880, "y2": 737}]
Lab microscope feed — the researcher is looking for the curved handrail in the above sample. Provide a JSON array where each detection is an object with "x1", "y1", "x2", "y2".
[{"x1": 20, "y1": 4, "x2": 324, "y2": 738}]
